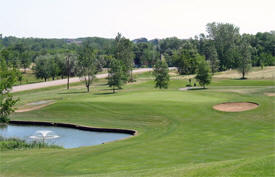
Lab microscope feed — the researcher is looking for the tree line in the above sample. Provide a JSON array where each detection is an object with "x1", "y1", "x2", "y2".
[
  {"x1": 0, "y1": 22, "x2": 274, "y2": 91},
  {"x1": 1, "y1": 22, "x2": 274, "y2": 72}
]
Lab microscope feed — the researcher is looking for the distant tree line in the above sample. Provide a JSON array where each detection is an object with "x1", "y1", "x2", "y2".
[
  {"x1": 0, "y1": 22, "x2": 274, "y2": 87},
  {"x1": 1, "y1": 23, "x2": 274, "y2": 72}
]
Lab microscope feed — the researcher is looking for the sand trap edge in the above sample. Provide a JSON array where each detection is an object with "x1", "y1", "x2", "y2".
[{"x1": 213, "y1": 102, "x2": 259, "y2": 112}]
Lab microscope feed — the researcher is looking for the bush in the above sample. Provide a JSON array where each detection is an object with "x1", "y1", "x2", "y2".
[{"x1": 0, "y1": 136, "x2": 62, "y2": 151}]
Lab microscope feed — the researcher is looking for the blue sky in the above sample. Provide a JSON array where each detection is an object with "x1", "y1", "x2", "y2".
[{"x1": 0, "y1": 0, "x2": 274, "y2": 39}]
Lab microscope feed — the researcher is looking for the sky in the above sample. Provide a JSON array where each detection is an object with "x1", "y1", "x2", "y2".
[{"x1": 0, "y1": 0, "x2": 274, "y2": 40}]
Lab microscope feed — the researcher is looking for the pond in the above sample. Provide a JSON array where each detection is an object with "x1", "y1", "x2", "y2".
[{"x1": 0, "y1": 124, "x2": 132, "y2": 149}]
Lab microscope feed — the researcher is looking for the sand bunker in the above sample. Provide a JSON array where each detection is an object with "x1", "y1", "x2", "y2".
[
  {"x1": 213, "y1": 102, "x2": 258, "y2": 112},
  {"x1": 264, "y1": 93, "x2": 275, "y2": 97},
  {"x1": 16, "y1": 100, "x2": 55, "y2": 113}
]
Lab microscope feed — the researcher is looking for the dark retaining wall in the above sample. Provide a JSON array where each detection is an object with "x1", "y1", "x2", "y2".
[{"x1": 9, "y1": 121, "x2": 137, "y2": 135}]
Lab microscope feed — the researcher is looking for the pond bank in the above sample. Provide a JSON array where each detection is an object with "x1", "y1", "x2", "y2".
[{"x1": 9, "y1": 120, "x2": 137, "y2": 135}]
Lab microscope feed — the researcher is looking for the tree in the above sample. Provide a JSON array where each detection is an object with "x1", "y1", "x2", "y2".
[
  {"x1": 0, "y1": 49, "x2": 10, "y2": 65},
  {"x1": 77, "y1": 42, "x2": 98, "y2": 92},
  {"x1": 206, "y1": 22, "x2": 240, "y2": 70},
  {"x1": 133, "y1": 42, "x2": 159, "y2": 67},
  {"x1": 11, "y1": 43, "x2": 29, "y2": 69},
  {"x1": 113, "y1": 33, "x2": 135, "y2": 82},
  {"x1": 195, "y1": 60, "x2": 212, "y2": 88},
  {"x1": 254, "y1": 32, "x2": 275, "y2": 57},
  {"x1": 140, "y1": 48, "x2": 159, "y2": 67},
  {"x1": 49, "y1": 56, "x2": 60, "y2": 80},
  {"x1": 65, "y1": 54, "x2": 71, "y2": 89},
  {"x1": 159, "y1": 37, "x2": 182, "y2": 55},
  {"x1": 55, "y1": 54, "x2": 67, "y2": 79},
  {"x1": 0, "y1": 59, "x2": 19, "y2": 123},
  {"x1": 153, "y1": 60, "x2": 170, "y2": 89},
  {"x1": 173, "y1": 43, "x2": 204, "y2": 75},
  {"x1": 16, "y1": 70, "x2": 23, "y2": 85},
  {"x1": 107, "y1": 58, "x2": 126, "y2": 93},
  {"x1": 21, "y1": 51, "x2": 31, "y2": 73},
  {"x1": 208, "y1": 44, "x2": 219, "y2": 74},
  {"x1": 258, "y1": 53, "x2": 275, "y2": 67},
  {"x1": 33, "y1": 55, "x2": 51, "y2": 82},
  {"x1": 237, "y1": 39, "x2": 252, "y2": 79}
]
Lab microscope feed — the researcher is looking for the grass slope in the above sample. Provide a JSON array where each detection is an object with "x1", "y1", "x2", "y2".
[{"x1": 0, "y1": 70, "x2": 274, "y2": 177}]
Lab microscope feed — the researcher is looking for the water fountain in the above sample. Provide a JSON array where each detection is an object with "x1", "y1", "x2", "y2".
[{"x1": 29, "y1": 130, "x2": 59, "y2": 142}]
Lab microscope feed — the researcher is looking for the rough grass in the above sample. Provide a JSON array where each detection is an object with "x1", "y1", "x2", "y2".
[
  {"x1": 213, "y1": 66, "x2": 275, "y2": 79},
  {"x1": 0, "y1": 69, "x2": 274, "y2": 177}
]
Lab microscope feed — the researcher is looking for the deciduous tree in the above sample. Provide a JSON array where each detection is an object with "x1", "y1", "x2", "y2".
[
  {"x1": 33, "y1": 55, "x2": 51, "y2": 82},
  {"x1": 113, "y1": 33, "x2": 135, "y2": 82},
  {"x1": 153, "y1": 60, "x2": 170, "y2": 89},
  {"x1": 21, "y1": 51, "x2": 31, "y2": 73},
  {"x1": 206, "y1": 22, "x2": 240, "y2": 70},
  {"x1": 237, "y1": 39, "x2": 252, "y2": 79},
  {"x1": 107, "y1": 58, "x2": 126, "y2": 93},
  {"x1": 173, "y1": 43, "x2": 204, "y2": 75},
  {"x1": 49, "y1": 57, "x2": 60, "y2": 80},
  {"x1": 0, "y1": 59, "x2": 19, "y2": 123},
  {"x1": 77, "y1": 42, "x2": 98, "y2": 92},
  {"x1": 195, "y1": 60, "x2": 212, "y2": 88},
  {"x1": 208, "y1": 44, "x2": 219, "y2": 74}
]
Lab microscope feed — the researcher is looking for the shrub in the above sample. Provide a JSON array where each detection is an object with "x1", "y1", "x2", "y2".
[{"x1": 0, "y1": 136, "x2": 62, "y2": 151}]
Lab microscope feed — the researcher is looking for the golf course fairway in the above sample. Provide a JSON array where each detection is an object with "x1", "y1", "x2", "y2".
[{"x1": 0, "y1": 71, "x2": 274, "y2": 177}]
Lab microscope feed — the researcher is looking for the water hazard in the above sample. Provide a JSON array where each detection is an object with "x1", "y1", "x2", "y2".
[{"x1": 0, "y1": 124, "x2": 131, "y2": 148}]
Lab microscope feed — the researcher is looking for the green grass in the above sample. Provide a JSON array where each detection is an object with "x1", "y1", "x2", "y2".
[{"x1": 0, "y1": 71, "x2": 274, "y2": 177}]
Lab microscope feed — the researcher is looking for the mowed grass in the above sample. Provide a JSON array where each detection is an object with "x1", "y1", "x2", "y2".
[{"x1": 0, "y1": 70, "x2": 274, "y2": 177}]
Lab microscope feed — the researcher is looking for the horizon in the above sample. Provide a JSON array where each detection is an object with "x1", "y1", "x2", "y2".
[
  {"x1": 1, "y1": 28, "x2": 274, "y2": 41},
  {"x1": 0, "y1": 0, "x2": 275, "y2": 40}
]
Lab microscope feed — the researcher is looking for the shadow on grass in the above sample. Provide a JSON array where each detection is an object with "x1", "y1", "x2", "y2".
[
  {"x1": 93, "y1": 92, "x2": 114, "y2": 95},
  {"x1": 94, "y1": 83, "x2": 108, "y2": 86},
  {"x1": 233, "y1": 78, "x2": 248, "y2": 80},
  {"x1": 58, "y1": 91, "x2": 88, "y2": 95},
  {"x1": 97, "y1": 88, "x2": 114, "y2": 91},
  {"x1": 187, "y1": 87, "x2": 208, "y2": 91}
]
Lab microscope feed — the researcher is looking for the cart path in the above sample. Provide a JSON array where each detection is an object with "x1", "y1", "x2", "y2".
[{"x1": 11, "y1": 68, "x2": 176, "y2": 93}]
